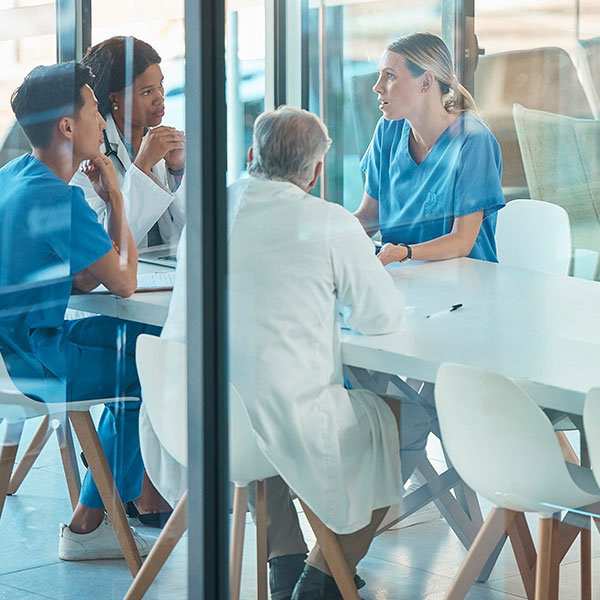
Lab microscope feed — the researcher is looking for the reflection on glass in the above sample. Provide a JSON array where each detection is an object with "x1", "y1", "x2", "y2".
[
  {"x1": 306, "y1": 0, "x2": 441, "y2": 209},
  {"x1": 0, "y1": 2, "x2": 55, "y2": 166}
]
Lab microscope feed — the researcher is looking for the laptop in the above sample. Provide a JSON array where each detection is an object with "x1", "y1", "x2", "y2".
[{"x1": 138, "y1": 242, "x2": 178, "y2": 268}]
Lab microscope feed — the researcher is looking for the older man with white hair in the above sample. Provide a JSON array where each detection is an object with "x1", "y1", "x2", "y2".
[{"x1": 228, "y1": 106, "x2": 432, "y2": 600}]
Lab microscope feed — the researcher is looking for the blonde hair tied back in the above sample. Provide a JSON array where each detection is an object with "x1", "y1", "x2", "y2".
[{"x1": 387, "y1": 32, "x2": 477, "y2": 114}]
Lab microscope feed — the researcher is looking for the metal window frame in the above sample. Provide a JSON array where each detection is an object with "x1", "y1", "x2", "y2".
[
  {"x1": 56, "y1": 0, "x2": 90, "y2": 62},
  {"x1": 185, "y1": 1, "x2": 229, "y2": 598}
]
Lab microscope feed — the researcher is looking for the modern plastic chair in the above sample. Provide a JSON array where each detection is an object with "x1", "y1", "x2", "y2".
[
  {"x1": 124, "y1": 334, "x2": 188, "y2": 600},
  {"x1": 576, "y1": 37, "x2": 600, "y2": 119},
  {"x1": 513, "y1": 103, "x2": 600, "y2": 280},
  {"x1": 474, "y1": 47, "x2": 593, "y2": 192},
  {"x1": 229, "y1": 382, "x2": 360, "y2": 600},
  {"x1": 125, "y1": 335, "x2": 359, "y2": 600},
  {"x1": 496, "y1": 199, "x2": 572, "y2": 276},
  {"x1": 0, "y1": 351, "x2": 143, "y2": 575},
  {"x1": 435, "y1": 363, "x2": 600, "y2": 600}
]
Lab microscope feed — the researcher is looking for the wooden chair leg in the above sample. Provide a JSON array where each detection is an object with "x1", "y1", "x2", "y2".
[
  {"x1": 229, "y1": 485, "x2": 249, "y2": 600},
  {"x1": 298, "y1": 498, "x2": 360, "y2": 600},
  {"x1": 0, "y1": 422, "x2": 23, "y2": 519},
  {"x1": 535, "y1": 517, "x2": 557, "y2": 600},
  {"x1": 68, "y1": 410, "x2": 142, "y2": 576},
  {"x1": 548, "y1": 515, "x2": 561, "y2": 600},
  {"x1": 7, "y1": 416, "x2": 52, "y2": 495},
  {"x1": 581, "y1": 519, "x2": 591, "y2": 600},
  {"x1": 507, "y1": 512, "x2": 537, "y2": 600},
  {"x1": 55, "y1": 415, "x2": 81, "y2": 509},
  {"x1": 556, "y1": 431, "x2": 579, "y2": 464},
  {"x1": 444, "y1": 508, "x2": 516, "y2": 600},
  {"x1": 255, "y1": 480, "x2": 268, "y2": 600},
  {"x1": 124, "y1": 492, "x2": 188, "y2": 600}
]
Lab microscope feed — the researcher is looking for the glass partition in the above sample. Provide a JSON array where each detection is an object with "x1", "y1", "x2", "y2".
[
  {"x1": 0, "y1": 1, "x2": 55, "y2": 165},
  {"x1": 304, "y1": 0, "x2": 442, "y2": 209}
]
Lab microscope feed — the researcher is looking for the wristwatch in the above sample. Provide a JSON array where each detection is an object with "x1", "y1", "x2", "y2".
[{"x1": 398, "y1": 243, "x2": 412, "y2": 262}]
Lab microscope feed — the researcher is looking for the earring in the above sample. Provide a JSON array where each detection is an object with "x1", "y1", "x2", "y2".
[
  {"x1": 113, "y1": 104, "x2": 119, "y2": 111},
  {"x1": 421, "y1": 88, "x2": 427, "y2": 93}
]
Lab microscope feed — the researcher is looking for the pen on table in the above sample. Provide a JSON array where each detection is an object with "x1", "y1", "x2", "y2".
[{"x1": 426, "y1": 303, "x2": 463, "y2": 319}]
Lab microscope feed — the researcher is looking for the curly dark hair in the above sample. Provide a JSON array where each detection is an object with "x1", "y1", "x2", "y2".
[{"x1": 82, "y1": 36, "x2": 161, "y2": 117}]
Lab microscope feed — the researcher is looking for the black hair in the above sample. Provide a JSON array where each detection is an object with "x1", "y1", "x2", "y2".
[
  {"x1": 10, "y1": 61, "x2": 94, "y2": 149},
  {"x1": 82, "y1": 36, "x2": 161, "y2": 117}
]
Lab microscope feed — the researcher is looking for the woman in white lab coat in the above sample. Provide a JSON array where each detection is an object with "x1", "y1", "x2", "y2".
[{"x1": 72, "y1": 36, "x2": 185, "y2": 248}]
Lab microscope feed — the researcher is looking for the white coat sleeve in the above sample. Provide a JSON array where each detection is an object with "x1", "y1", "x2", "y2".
[
  {"x1": 121, "y1": 164, "x2": 177, "y2": 245},
  {"x1": 168, "y1": 182, "x2": 186, "y2": 240},
  {"x1": 328, "y1": 206, "x2": 404, "y2": 335}
]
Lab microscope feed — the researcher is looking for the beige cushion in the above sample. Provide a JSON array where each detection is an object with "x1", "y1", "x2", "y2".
[{"x1": 513, "y1": 103, "x2": 600, "y2": 252}]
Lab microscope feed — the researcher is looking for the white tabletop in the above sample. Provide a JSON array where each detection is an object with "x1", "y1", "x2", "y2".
[
  {"x1": 342, "y1": 258, "x2": 600, "y2": 414},
  {"x1": 68, "y1": 262, "x2": 172, "y2": 326},
  {"x1": 69, "y1": 257, "x2": 600, "y2": 414}
]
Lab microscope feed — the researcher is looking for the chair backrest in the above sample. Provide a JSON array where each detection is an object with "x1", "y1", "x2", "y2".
[
  {"x1": 583, "y1": 387, "x2": 600, "y2": 478},
  {"x1": 513, "y1": 103, "x2": 600, "y2": 252},
  {"x1": 474, "y1": 47, "x2": 593, "y2": 190},
  {"x1": 495, "y1": 199, "x2": 572, "y2": 275},
  {"x1": 435, "y1": 363, "x2": 594, "y2": 515},
  {"x1": 136, "y1": 334, "x2": 187, "y2": 467},
  {"x1": 136, "y1": 335, "x2": 276, "y2": 485},
  {"x1": 576, "y1": 37, "x2": 600, "y2": 119},
  {"x1": 350, "y1": 72, "x2": 380, "y2": 159},
  {"x1": 228, "y1": 383, "x2": 277, "y2": 487},
  {"x1": 0, "y1": 351, "x2": 52, "y2": 422}
]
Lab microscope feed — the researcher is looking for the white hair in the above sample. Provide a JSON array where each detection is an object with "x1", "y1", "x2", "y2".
[{"x1": 248, "y1": 106, "x2": 332, "y2": 188}]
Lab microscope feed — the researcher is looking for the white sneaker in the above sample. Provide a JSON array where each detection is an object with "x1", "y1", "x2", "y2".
[{"x1": 59, "y1": 514, "x2": 156, "y2": 561}]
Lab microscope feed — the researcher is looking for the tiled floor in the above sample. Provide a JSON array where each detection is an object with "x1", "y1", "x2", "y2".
[{"x1": 0, "y1": 418, "x2": 595, "y2": 599}]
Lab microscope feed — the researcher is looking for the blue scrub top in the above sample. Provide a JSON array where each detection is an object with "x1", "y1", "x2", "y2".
[
  {"x1": 0, "y1": 154, "x2": 112, "y2": 400},
  {"x1": 361, "y1": 111, "x2": 505, "y2": 262}
]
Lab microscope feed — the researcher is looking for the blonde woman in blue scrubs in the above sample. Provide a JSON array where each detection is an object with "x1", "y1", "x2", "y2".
[{"x1": 356, "y1": 32, "x2": 505, "y2": 265}]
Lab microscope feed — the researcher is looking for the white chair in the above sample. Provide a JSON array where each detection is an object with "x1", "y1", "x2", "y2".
[
  {"x1": 0, "y1": 351, "x2": 142, "y2": 575},
  {"x1": 435, "y1": 363, "x2": 600, "y2": 600},
  {"x1": 496, "y1": 199, "x2": 572, "y2": 276},
  {"x1": 124, "y1": 334, "x2": 188, "y2": 600},
  {"x1": 126, "y1": 335, "x2": 359, "y2": 600}
]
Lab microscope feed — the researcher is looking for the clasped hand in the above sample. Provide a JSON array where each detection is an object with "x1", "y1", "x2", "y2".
[{"x1": 134, "y1": 126, "x2": 185, "y2": 175}]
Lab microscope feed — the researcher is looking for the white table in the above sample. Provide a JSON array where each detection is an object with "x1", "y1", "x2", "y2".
[
  {"x1": 69, "y1": 262, "x2": 172, "y2": 326},
  {"x1": 69, "y1": 257, "x2": 600, "y2": 579},
  {"x1": 341, "y1": 258, "x2": 600, "y2": 582},
  {"x1": 343, "y1": 257, "x2": 600, "y2": 415},
  {"x1": 78, "y1": 258, "x2": 600, "y2": 413}
]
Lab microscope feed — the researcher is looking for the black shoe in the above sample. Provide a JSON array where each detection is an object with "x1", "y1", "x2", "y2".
[
  {"x1": 269, "y1": 553, "x2": 308, "y2": 600},
  {"x1": 354, "y1": 574, "x2": 366, "y2": 590},
  {"x1": 125, "y1": 501, "x2": 173, "y2": 529},
  {"x1": 291, "y1": 565, "x2": 344, "y2": 600}
]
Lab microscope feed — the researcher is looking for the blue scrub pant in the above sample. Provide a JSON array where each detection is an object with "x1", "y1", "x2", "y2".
[{"x1": 62, "y1": 316, "x2": 161, "y2": 509}]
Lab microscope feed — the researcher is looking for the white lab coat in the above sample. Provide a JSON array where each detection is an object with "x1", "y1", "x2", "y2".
[
  {"x1": 139, "y1": 227, "x2": 187, "y2": 508},
  {"x1": 71, "y1": 115, "x2": 185, "y2": 247},
  {"x1": 228, "y1": 176, "x2": 406, "y2": 534}
]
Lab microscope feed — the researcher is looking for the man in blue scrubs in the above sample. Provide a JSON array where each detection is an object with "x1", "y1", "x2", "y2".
[{"x1": 0, "y1": 62, "x2": 157, "y2": 559}]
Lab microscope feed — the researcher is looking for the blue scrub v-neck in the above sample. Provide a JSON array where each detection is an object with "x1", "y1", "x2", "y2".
[{"x1": 361, "y1": 110, "x2": 505, "y2": 262}]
